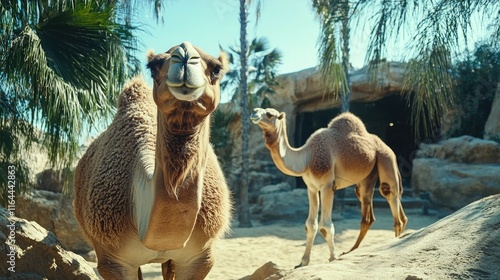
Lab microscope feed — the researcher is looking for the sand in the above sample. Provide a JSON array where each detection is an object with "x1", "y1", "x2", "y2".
[{"x1": 107, "y1": 207, "x2": 441, "y2": 279}]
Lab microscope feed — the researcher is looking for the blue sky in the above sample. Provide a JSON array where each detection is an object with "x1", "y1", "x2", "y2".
[
  {"x1": 135, "y1": 0, "x2": 331, "y2": 76},
  {"x1": 132, "y1": 0, "x2": 492, "y2": 97}
]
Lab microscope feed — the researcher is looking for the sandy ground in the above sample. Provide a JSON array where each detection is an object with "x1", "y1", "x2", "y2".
[{"x1": 91, "y1": 206, "x2": 442, "y2": 279}]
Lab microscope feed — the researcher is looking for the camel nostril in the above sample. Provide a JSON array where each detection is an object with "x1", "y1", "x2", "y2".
[{"x1": 187, "y1": 56, "x2": 200, "y2": 65}]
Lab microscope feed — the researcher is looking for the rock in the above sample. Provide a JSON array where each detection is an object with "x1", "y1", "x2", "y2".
[
  {"x1": 416, "y1": 135, "x2": 500, "y2": 163},
  {"x1": 412, "y1": 136, "x2": 500, "y2": 209},
  {"x1": 484, "y1": 83, "x2": 500, "y2": 141},
  {"x1": 0, "y1": 207, "x2": 98, "y2": 279},
  {"x1": 36, "y1": 169, "x2": 66, "y2": 193},
  {"x1": 16, "y1": 190, "x2": 91, "y2": 253},
  {"x1": 259, "y1": 189, "x2": 309, "y2": 223},
  {"x1": 264, "y1": 194, "x2": 500, "y2": 279},
  {"x1": 412, "y1": 158, "x2": 500, "y2": 209}
]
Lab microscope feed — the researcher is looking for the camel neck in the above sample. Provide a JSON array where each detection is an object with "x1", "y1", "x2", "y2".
[
  {"x1": 265, "y1": 118, "x2": 311, "y2": 177},
  {"x1": 155, "y1": 111, "x2": 210, "y2": 198}
]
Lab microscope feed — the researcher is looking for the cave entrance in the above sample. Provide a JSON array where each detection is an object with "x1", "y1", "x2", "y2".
[{"x1": 294, "y1": 94, "x2": 421, "y2": 190}]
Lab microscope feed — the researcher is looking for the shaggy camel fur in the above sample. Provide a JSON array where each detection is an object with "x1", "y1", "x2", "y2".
[
  {"x1": 74, "y1": 42, "x2": 231, "y2": 280},
  {"x1": 251, "y1": 107, "x2": 407, "y2": 268}
]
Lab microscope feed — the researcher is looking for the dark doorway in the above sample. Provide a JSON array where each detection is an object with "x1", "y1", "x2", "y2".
[{"x1": 294, "y1": 94, "x2": 420, "y2": 189}]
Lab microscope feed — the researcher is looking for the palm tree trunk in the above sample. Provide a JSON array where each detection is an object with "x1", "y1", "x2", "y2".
[
  {"x1": 238, "y1": 0, "x2": 252, "y2": 227},
  {"x1": 341, "y1": 2, "x2": 350, "y2": 113}
]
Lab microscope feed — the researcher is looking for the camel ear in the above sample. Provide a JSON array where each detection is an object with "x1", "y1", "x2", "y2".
[
  {"x1": 146, "y1": 50, "x2": 166, "y2": 84},
  {"x1": 218, "y1": 51, "x2": 230, "y2": 74},
  {"x1": 278, "y1": 112, "x2": 285, "y2": 120},
  {"x1": 147, "y1": 49, "x2": 155, "y2": 63}
]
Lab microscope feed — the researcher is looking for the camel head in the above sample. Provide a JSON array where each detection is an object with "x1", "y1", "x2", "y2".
[
  {"x1": 250, "y1": 107, "x2": 285, "y2": 132},
  {"x1": 147, "y1": 41, "x2": 229, "y2": 119}
]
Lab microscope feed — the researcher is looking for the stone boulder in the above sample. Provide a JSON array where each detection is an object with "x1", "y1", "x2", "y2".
[
  {"x1": 412, "y1": 136, "x2": 500, "y2": 209},
  {"x1": 415, "y1": 135, "x2": 500, "y2": 163},
  {"x1": 257, "y1": 194, "x2": 500, "y2": 279},
  {"x1": 0, "y1": 207, "x2": 98, "y2": 279},
  {"x1": 16, "y1": 190, "x2": 91, "y2": 253}
]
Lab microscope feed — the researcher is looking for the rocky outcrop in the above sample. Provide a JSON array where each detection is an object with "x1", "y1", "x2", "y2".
[
  {"x1": 252, "y1": 194, "x2": 500, "y2": 279},
  {"x1": 0, "y1": 207, "x2": 98, "y2": 279},
  {"x1": 412, "y1": 135, "x2": 500, "y2": 209},
  {"x1": 484, "y1": 82, "x2": 500, "y2": 141},
  {"x1": 16, "y1": 189, "x2": 92, "y2": 253}
]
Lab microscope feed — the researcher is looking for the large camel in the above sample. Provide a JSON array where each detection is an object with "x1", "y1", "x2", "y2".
[
  {"x1": 74, "y1": 42, "x2": 232, "y2": 280},
  {"x1": 250, "y1": 107, "x2": 407, "y2": 268}
]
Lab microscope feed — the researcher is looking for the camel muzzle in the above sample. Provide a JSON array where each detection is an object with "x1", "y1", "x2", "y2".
[
  {"x1": 167, "y1": 41, "x2": 206, "y2": 101},
  {"x1": 250, "y1": 108, "x2": 265, "y2": 124}
]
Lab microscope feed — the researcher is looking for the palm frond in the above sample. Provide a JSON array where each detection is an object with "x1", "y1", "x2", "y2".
[
  {"x1": 221, "y1": 36, "x2": 282, "y2": 104},
  {"x1": 313, "y1": 0, "x2": 350, "y2": 101},
  {"x1": 1, "y1": 0, "x2": 139, "y2": 169},
  {"x1": 404, "y1": 41, "x2": 454, "y2": 139}
]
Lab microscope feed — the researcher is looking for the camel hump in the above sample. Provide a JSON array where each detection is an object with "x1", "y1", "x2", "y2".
[
  {"x1": 327, "y1": 112, "x2": 368, "y2": 135},
  {"x1": 117, "y1": 75, "x2": 153, "y2": 108}
]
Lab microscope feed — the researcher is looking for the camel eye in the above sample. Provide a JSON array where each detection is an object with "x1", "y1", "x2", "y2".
[
  {"x1": 266, "y1": 112, "x2": 273, "y2": 118},
  {"x1": 211, "y1": 67, "x2": 221, "y2": 78}
]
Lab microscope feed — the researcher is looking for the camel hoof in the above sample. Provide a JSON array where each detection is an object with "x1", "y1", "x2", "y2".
[
  {"x1": 340, "y1": 250, "x2": 353, "y2": 257},
  {"x1": 294, "y1": 263, "x2": 304, "y2": 269}
]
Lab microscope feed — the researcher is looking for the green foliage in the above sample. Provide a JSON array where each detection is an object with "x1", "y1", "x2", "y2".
[
  {"x1": 210, "y1": 109, "x2": 236, "y2": 175},
  {"x1": 312, "y1": 0, "x2": 500, "y2": 139},
  {"x1": 312, "y1": 0, "x2": 350, "y2": 100},
  {"x1": 221, "y1": 37, "x2": 282, "y2": 108},
  {"x1": 450, "y1": 43, "x2": 500, "y2": 138},
  {"x1": 0, "y1": 0, "x2": 167, "y2": 205}
]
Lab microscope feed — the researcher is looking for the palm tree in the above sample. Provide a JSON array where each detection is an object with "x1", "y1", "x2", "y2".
[
  {"x1": 313, "y1": 0, "x2": 500, "y2": 139},
  {"x1": 0, "y1": 0, "x2": 167, "y2": 204},
  {"x1": 235, "y1": 0, "x2": 268, "y2": 228},
  {"x1": 219, "y1": 37, "x2": 281, "y2": 227}
]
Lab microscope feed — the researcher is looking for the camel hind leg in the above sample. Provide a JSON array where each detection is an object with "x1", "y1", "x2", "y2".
[
  {"x1": 344, "y1": 166, "x2": 378, "y2": 254},
  {"x1": 377, "y1": 154, "x2": 408, "y2": 237},
  {"x1": 318, "y1": 183, "x2": 337, "y2": 262}
]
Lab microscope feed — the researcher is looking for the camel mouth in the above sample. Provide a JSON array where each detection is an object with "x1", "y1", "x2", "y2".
[
  {"x1": 168, "y1": 85, "x2": 206, "y2": 102},
  {"x1": 251, "y1": 108, "x2": 266, "y2": 124},
  {"x1": 250, "y1": 113, "x2": 262, "y2": 124}
]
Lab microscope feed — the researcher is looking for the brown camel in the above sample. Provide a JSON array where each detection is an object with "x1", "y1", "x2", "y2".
[
  {"x1": 250, "y1": 107, "x2": 407, "y2": 268},
  {"x1": 74, "y1": 42, "x2": 232, "y2": 280}
]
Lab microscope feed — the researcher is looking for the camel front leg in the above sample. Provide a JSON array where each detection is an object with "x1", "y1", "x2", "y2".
[
  {"x1": 295, "y1": 187, "x2": 320, "y2": 268},
  {"x1": 380, "y1": 181, "x2": 407, "y2": 237},
  {"x1": 319, "y1": 184, "x2": 336, "y2": 262}
]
